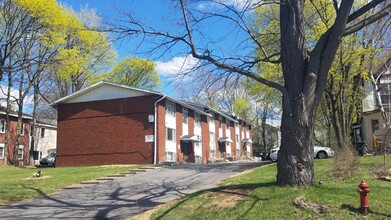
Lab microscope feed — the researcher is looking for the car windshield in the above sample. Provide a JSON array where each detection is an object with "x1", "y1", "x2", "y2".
[{"x1": 48, "y1": 153, "x2": 56, "y2": 158}]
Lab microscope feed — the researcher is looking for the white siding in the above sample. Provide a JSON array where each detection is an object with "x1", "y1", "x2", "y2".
[
  {"x1": 182, "y1": 107, "x2": 188, "y2": 135},
  {"x1": 209, "y1": 116, "x2": 215, "y2": 132},
  {"x1": 226, "y1": 142, "x2": 231, "y2": 157},
  {"x1": 362, "y1": 81, "x2": 377, "y2": 112},
  {"x1": 165, "y1": 101, "x2": 176, "y2": 158},
  {"x1": 66, "y1": 84, "x2": 149, "y2": 103}
]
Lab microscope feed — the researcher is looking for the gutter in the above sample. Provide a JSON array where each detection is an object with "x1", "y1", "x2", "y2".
[{"x1": 154, "y1": 94, "x2": 166, "y2": 164}]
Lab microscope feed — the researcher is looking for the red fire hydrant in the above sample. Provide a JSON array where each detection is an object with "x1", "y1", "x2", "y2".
[{"x1": 357, "y1": 180, "x2": 370, "y2": 215}]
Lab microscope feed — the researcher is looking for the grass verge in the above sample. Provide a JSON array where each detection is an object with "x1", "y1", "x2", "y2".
[
  {"x1": 0, "y1": 164, "x2": 143, "y2": 205},
  {"x1": 143, "y1": 156, "x2": 391, "y2": 220}
]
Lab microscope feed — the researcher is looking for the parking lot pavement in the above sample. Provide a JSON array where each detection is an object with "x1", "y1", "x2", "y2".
[{"x1": 0, "y1": 161, "x2": 269, "y2": 219}]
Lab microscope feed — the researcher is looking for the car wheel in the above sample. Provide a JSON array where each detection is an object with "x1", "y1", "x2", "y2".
[{"x1": 317, "y1": 151, "x2": 327, "y2": 159}]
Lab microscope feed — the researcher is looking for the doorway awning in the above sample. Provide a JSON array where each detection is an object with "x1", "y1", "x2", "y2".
[
  {"x1": 218, "y1": 137, "x2": 233, "y2": 143},
  {"x1": 180, "y1": 134, "x2": 202, "y2": 142},
  {"x1": 241, "y1": 138, "x2": 253, "y2": 143}
]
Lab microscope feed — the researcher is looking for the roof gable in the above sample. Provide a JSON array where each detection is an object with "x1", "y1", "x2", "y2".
[{"x1": 52, "y1": 81, "x2": 161, "y2": 106}]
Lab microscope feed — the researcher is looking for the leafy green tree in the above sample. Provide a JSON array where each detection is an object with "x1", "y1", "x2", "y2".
[
  {"x1": 102, "y1": 56, "x2": 161, "y2": 89},
  {"x1": 113, "y1": 0, "x2": 390, "y2": 186}
]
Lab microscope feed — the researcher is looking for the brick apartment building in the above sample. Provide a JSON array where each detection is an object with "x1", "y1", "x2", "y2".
[
  {"x1": 53, "y1": 81, "x2": 253, "y2": 167},
  {"x1": 0, "y1": 108, "x2": 31, "y2": 166}
]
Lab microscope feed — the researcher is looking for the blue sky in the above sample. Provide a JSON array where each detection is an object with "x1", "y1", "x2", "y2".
[{"x1": 59, "y1": 0, "x2": 254, "y2": 96}]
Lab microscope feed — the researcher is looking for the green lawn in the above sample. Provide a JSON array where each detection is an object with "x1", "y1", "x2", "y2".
[
  {"x1": 0, "y1": 164, "x2": 143, "y2": 205},
  {"x1": 148, "y1": 156, "x2": 391, "y2": 220}
]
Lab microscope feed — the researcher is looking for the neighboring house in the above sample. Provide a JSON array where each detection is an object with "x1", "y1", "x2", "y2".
[
  {"x1": 0, "y1": 107, "x2": 31, "y2": 166},
  {"x1": 355, "y1": 53, "x2": 391, "y2": 153},
  {"x1": 30, "y1": 121, "x2": 57, "y2": 164},
  {"x1": 52, "y1": 81, "x2": 253, "y2": 167}
]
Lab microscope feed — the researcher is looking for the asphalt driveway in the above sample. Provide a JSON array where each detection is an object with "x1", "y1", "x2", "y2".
[{"x1": 0, "y1": 161, "x2": 269, "y2": 219}]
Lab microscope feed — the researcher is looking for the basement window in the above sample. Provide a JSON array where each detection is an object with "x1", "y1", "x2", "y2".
[
  {"x1": 17, "y1": 145, "x2": 23, "y2": 160},
  {"x1": 0, "y1": 143, "x2": 4, "y2": 159}
]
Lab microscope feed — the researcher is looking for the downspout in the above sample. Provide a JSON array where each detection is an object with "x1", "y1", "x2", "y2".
[{"x1": 154, "y1": 94, "x2": 166, "y2": 164}]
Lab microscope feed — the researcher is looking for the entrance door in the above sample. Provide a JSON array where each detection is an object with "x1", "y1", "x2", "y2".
[
  {"x1": 218, "y1": 142, "x2": 226, "y2": 159},
  {"x1": 181, "y1": 142, "x2": 194, "y2": 163}
]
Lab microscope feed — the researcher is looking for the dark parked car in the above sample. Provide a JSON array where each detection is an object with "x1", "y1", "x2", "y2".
[{"x1": 40, "y1": 152, "x2": 56, "y2": 167}]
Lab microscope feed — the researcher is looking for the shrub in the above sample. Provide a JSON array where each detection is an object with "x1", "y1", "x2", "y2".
[{"x1": 332, "y1": 146, "x2": 359, "y2": 179}]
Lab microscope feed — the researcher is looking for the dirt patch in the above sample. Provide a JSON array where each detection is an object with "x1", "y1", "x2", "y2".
[
  {"x1": 205, "y1": 188, "x2": 253, "y2": 210},
  {"x1": 373, "y1": 165, "x2": 391, "y2": 181},
  {"x1": 293, "y1": 196, "x2": 330, "y2": 214}
]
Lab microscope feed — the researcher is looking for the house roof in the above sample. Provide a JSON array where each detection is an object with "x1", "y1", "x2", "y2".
[
  {"x1": 183, "y1": 101, "x2": 256, "y2": 126},
  {"x1": 51, "y1": 81, "x2": 162, "y2": 106},
  {"x1": 182, "y1": 101, "x2": 242, "y2": 123},
  {"x1": 0, "y1": 106, "x2": 33, "y2": 120},
  {"x1": 51, "y1": 81, "x2": 211, "y2": 117}
]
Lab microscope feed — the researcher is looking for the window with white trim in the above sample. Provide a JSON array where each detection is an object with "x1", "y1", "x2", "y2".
[
  {"x1": 182, "y1": 107, "x2": 188, "y2": 124},
  {"x1": 0, "y1": 119, "x2": 5, "y2": 133},
  {"x1": 166, "y1": 127, "x2": 176, "y2": 141},
  {"x1": 218, "y1": 116, "x2": 222, "y2": 128},
  {"x1": 194, "y1": 113, "x2": 201, "y2": 126},
  {"x1": 166, "y1": 101, "x2": 176, "y2": 117},
  {"x1": 17, "y1": 145, "x2": 24, "y2": 160},
  {"x1": 20, "y1": 123, "x2": 24, "y2": 135},
  {"x1": 0, "y1": 143, "x2": 4, "y2": 159},
  {"x1": 226, "y1": 118, "x2": 230, "y2": 131}
]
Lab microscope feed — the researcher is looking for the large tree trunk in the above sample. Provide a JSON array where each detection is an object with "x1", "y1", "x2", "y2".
[
  {"x1": 277, "y1": 97, "x2": 315, "y2": 186},
  {"x1": 278, "y1": 0, "x2": 353, "y2": 186}
]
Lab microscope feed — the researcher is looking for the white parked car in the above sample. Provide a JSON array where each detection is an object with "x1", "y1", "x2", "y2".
[{"x1": 269, "y1": 146, "x2": 334, "y2": 162}]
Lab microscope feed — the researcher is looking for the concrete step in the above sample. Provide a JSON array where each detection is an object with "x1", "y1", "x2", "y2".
[
  {"x1": 106, "y1": 174, "x2": 126, "y2": 177},
  {"x1": 80, "y1": 181, "x2": 101, "y2": 185},
  {"x1": 95, "y1": 177, "x2": 115, "y2": 181},
  {"x1": 132, "y1": 169, "x2": 147, "y2": 172},
  {"x1": 63, "y1": 184, "x2": 84, "y2": 189},
  {"x1": 119, "y1": 171, "x2": 137, "y2": 175}
]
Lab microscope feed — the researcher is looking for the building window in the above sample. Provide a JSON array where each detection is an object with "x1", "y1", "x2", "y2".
[
  {"x1": 166, "y1": 127, "x2": 176, "y2": 141},
  {"x1": 41, "y1": 128, "x2": 45, "y2": 138},
  {"x1": 226, "y1": 118, "x2": 230, "y2": 131},
  {"x1": 166, "y1": 101, "x2": 176, "y2": 117},
  {"x1": 20, "y1": 123, "x2": 24, "y2": 135},
  {"x1": 194, "y1": 113, "x2": 201, "y2": 126},
  {"x1": 219, "y1": 116, "x2": 222, "y2": 128},
  {"x1": 0, "y1": 119, "x2": 5, "y2": 133},
  {"x1": 182, "y1": 107, "x2": 188, "y2": 124},
  {"x1": 18, "y1": 145, "x2": 23, "y2": 160},
  {"x1": 371, "y1": 120, "x2": 379, "y2": 133},
  {"x1": 236, "y1": 134, "x2": 239, "y2": 143},
  {"x1": 210, "y1": 114, "x2": 214, "y2": 122},
  {"x1": 0, "y1": 143, "x2": 4, "y2": 159}
]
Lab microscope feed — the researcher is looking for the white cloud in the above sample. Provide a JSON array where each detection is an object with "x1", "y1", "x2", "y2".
[
  {"x1": 0, "y1": 86, "x2": 34, "y2": 111},
  {"x1": 197, "y1": 0, "x2": 255, "y2": 11},
  {"x1": 155, "y1": 55, "x2": 199, "y2": 76}
]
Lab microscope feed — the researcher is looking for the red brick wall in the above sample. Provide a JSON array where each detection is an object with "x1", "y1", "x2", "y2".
[
  {"x1": 249, "y1": 125, "x2": 253, "y2": 157},
  {"x1": 201, "y1": 115, "x2": 209, "y2": 164},
  {"x1": 176, "y1": 104, "x2": 183, "y2": 163},
  {"x1": 156, "y1": 101, "x2": 166, "y2": 164},
  {"x1": 230, "y1": 121, "x2": 236, "y2": 158},
  {"x1": 56, "y1": 95, "x2": 158, "y2": 167},
  {"x1": 0, "y1": 117, "x2": 30, "y2": 165},
  {"x1": 214, "y1": 114, "x2": 220, "y2": 158}
]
